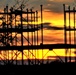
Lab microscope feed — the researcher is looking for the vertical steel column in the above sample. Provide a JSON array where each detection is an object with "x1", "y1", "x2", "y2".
[
  {"x1": 15, "y1": 14, "x2": 17, "y2": 65},
  {"x1": 73, "y1": 7, "x2": 76, "y2": 62},
  {"x1": 4, "y1": 7, "x2": 7, "y2": 64},
  {"x1": 21, "y1": 5, "x2": 24, "y2": 65},
  {"x1": 10, "y1": 9, "x2": 13, "y2": 64},
  {"x1": 6, "y1": 5, "x2": 9, "y2": 64},
  {"x1": 34, "y1": 12, "x2": 36, "y2": 65},
  {"x1": 27, "y1": 9, "x2": 30, "y2": 65},
  {"x1": 68, "y1": 6, "x2": 71, "y2": 62},
  {"x1": 36, "y1": 11, "x2": 39, "y2": 64},
  {"x1": 40, "y1": 5, "x2": 43, "y2": 64},
  {"x1": 31, "y1": 9, "x2": 34, "y2": 65},
  {"x1": 63, "y1": 4, "x2": 67, "y2": 63}
]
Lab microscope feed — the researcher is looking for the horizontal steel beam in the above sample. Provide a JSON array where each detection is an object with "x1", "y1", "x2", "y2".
[
  {"x1": 65, "y1": 28, "x2": 76, "y2": 31},
  {"x1": 0, "y1": 44, "x2": 75, "y2": 51},
  {"x1": 65, "y1": 10, "x2": 76, "y2": 13},
  {"x1": 0, "y1": 11, "x2": 35, "y2": 15},
  {"x1": 0, "y1": 28, "x2": 39, "y2": 32}
]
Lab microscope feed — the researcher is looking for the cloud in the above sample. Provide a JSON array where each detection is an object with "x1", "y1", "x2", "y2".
[
  {"x1": 14, "y1": 22, "x2": 63, "y2": 30},
  {"x1": 26, "y1": 0, "x2": 76, "y2": 14},
  {"x1": 0, "y1": 0, "x2": 74, "y2": 14},
  {"x1": 42, "y1": 22, "x2": 64, "y2": 30},
  {"x1": 44, "y1": 0, "x2": 74, "y2": 13}
]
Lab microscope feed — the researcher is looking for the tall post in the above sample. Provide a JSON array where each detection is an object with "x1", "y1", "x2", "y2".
[
  {"x1": 68, "y1": 6, "x2": 71, "y2": 62},
  {"x1": 15, "y1": 14, "x2": 17, "y2": 65},
  {"x1": 27, "y1": 8, "x2": 30, "y2": 65},
  {"x1": 31, "y1": 9, "x2": 34, "y2": 65},
  {"x1": 6, "y1": 5, "x2": 9, "y2": 64},
  {"x1": 41, "y1": 5, "x2": 43, "y2": 64},
  {"x1": 73, "y1": 7, "x2": 76, "y2": 62},
  {"x1": 36, "y1": 11, "x2": 39, "y2": 64},
  {"x1": 63, "y1": 4, "x2": 67, "y2": 63},
  {"x1": 21, "y1": 5, "x2": 23, "y2": 65},
  {"x1": 10, "y1": 8, "x2": 13, "y2": 65},
  {"x1": 4, "y1": 7, "x2": 7, "y2": 64},
  {"x1": 34, "y1": 12, "x2": 36, "y2": 65}
]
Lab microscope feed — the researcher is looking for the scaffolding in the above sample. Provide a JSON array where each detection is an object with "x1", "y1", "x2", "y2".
[
  {"x1": 0, "y1": 4, "x2": 44, "y2": 65},
  {"x1": 0, "y1": 3, "x2": 76, "y2": 65},
  {"x1": 63, "y1": 4, "x2": 76, "y2": 63}
]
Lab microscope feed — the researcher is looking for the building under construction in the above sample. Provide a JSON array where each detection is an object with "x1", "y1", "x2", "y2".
[
  {"x1": 0, "y1": 1, "x2": 75, "y2": 75},
  {"x1": 0, "y1": 2, "x2": 45, "y2": 65},
  {"x1": 0, "y1": 1, "x2": 76, "y2": 66}
]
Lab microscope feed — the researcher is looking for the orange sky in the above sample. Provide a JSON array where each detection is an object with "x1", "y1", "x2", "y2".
[
  {"x1": 0, "y1": 0, "x2": 76, "y2": 62},
  {"x1": 43, "y1": 11, "x2": 64, "y2": 27},
  {"x1": 0, "y1": 10, "x2": 75, "y2": 61}
]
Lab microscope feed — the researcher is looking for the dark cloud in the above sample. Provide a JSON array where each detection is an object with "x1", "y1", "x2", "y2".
[
  {"x1": 15, "y1": 22, "x2": 63, "y2": 30},
  {"x1": 29, "y1": 0, "x2": 76, "y2": 14},
  {"x1": 43, "y1": 0, "x2": 74, "y2": 13},
  {"x1": 42, "y1": 22, "x2": 64, "y2": 30},
  {"x1": 0, "y1": 0, "x2": 74, "y2": 13},
  {"x1": 44, "y1": 2, "x2": 63, "y2": 13}
]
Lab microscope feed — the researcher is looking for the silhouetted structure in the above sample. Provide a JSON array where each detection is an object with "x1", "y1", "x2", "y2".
[
  {"x1": 0, "y1": 3, "x2": 45, "y2": 65},
  {"x1": 0, "y1": 2, "x2": 76, "y2": 66},
  {"x1": 63, "y1": 4, "x2": 76, "y2": 63}
]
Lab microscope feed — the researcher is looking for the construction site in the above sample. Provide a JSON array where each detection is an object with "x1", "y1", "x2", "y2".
[{"x1": 0, "y1": 0, "x2": 75, "y2": 74}]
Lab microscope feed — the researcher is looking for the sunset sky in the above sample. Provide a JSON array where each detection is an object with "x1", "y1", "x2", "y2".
[{"x1": 0, "y1": 0, "x2": 76, "y2": 62}]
